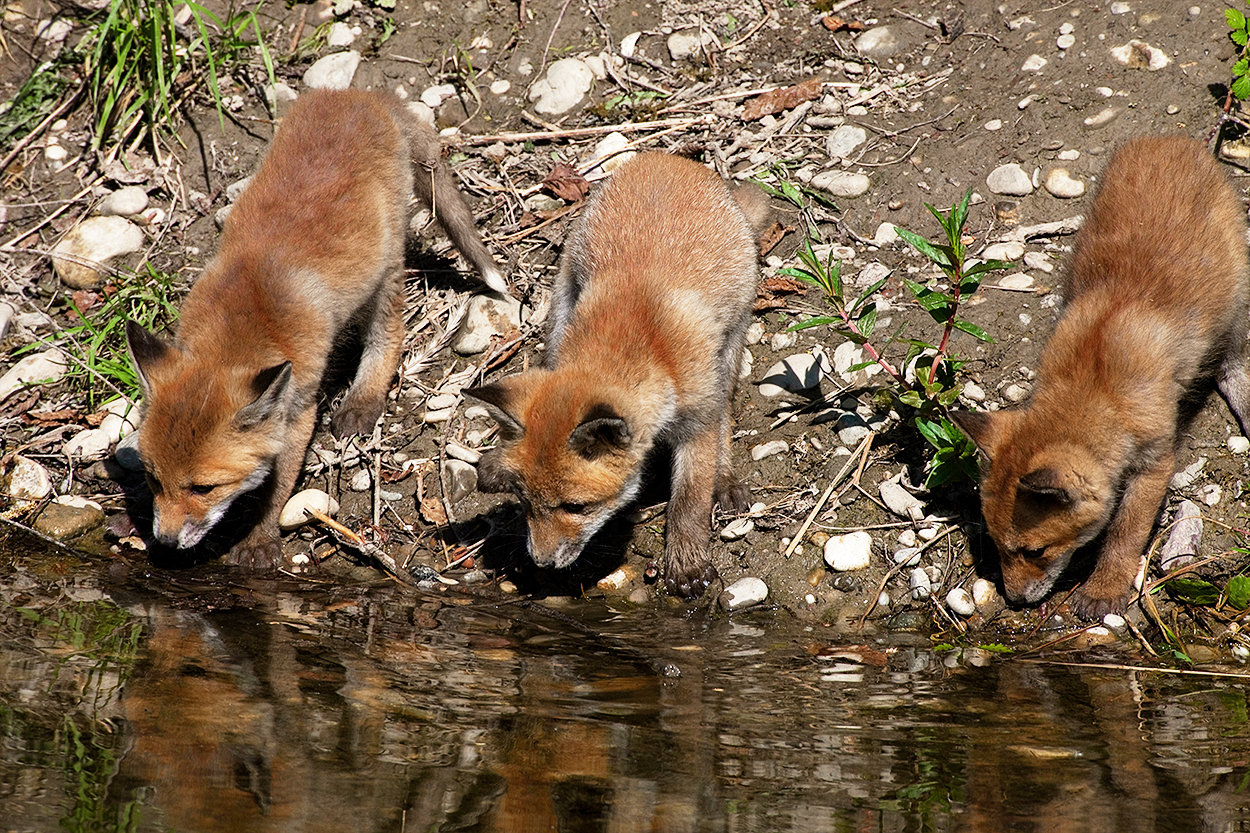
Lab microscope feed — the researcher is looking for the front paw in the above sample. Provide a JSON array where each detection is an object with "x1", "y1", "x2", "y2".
[
  {"x1": 663, "y1": 542, "x2": 718, "y2": 598},
  {"x1": 714, "y1": 471, "x2": 751, "y2": 514},
  {"x1": 1068, "y1": 586, "x2": 1130, "y2": 621},
  {"x1": 225, "y1": 532, "x2": 284, "y2": 570},
  {"x1": 330, "y1": 396, "x2": 385, "y2": 439}
]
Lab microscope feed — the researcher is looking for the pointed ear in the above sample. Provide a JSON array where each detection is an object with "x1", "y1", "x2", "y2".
[
  {"x1": 125, "y1": 320, "x2": 171, "y2": 395},
  {"x1": 1018, "y1": 468, "x2": 1076, "y2": 507},
  {"x1": 950, "y1": 409, "x2": 1004, "y2": 458},
  {"x1": 464, "y1": 381, "x2": 525, "y2": 440},
  {"x1": 234, "y1": 362, "x2": 294, "y2": 429},
  {"x1": 568, "y1": 403, "x2": 631, "y2": 459}
]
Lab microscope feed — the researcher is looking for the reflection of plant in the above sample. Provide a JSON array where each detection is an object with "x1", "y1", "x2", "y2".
[
  {"x1": 60, "y1": 717, "x2": 142, "y2": 833},
  {"x1": 784, "y1": 188, "x2": 1006, "y2": 487}
]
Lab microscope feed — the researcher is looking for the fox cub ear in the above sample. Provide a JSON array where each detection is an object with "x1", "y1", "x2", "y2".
[
  {"x1": 234, "y1": 362, "x2": 294, "y2": 429},
  {"x1": 464, "y1": 382, "x2": 525, "y2": 440},
  {"x1": 568, "y1": 403, "x2": 631, "y2": 460},
  {"x1": 1017, "y1": 468, "x2": 1076, "y2": 507},
  {"x1": 949, "y1": 409, "x2": 1008, "y2": 458},
  {"x1": 125, "y1": 320, "x2": 171, "y2": 394}
]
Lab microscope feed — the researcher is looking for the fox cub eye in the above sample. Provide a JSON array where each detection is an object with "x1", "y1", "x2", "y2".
[
  {"x1": 189, "y1": 483, "x2": 217, "y2": 496},
  {"x1": 1022, "y1": 547, "x2": 1046, "y2": 560},
  {"x1": 560, "y1": 502, "x2": 590, "y2": 515}
]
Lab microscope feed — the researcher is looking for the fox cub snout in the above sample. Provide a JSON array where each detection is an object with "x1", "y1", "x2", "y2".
[
  {"x1": 127, "y1": 89, "x2": 504, "y2": 569},
  {"x1": 953, "y1": 135, "x2": 1250, "y2": 620},
  {"x1": 467, "y1": 153, "x2": 766, "y2": 598}
]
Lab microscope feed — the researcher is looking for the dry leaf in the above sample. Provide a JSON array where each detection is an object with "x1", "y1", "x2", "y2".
[
  {"x1": 742, "y1": 77, "x2": 822, "y2": 121},
  {"x1": 820, "y1": 15, "x2": 864, "y2": 32},
  {"x1": 542, "y1": 162, "x2": 591, "y2": 203},
  {"x1": 760, "y1": 275, "x2": 805, "y2": 296},
  {"x1": 23, "y1": 408, "x2": 84, "y2": 427},
  {"x1": 420, "y1": 497, "x2": 449, "y2": 526},
  {"x1": 757, "y1": 220, "x2": 791, "y2": 256}
]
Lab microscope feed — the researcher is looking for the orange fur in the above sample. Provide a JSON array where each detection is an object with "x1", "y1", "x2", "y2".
[
  {"x1": 127, "y1": 90, "x2": 503, "y2": 568},
  {"x1": 468, "y1": 153, "x2": 766, "y2": 597},
  {"x1": 954, "y1": 136, "x2": 1250, "y2": 619}
]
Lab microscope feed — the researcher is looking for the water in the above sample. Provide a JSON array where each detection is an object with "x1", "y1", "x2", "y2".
[{"x1": 2, "y1": 525, "x2": 1249, "y2": 832}]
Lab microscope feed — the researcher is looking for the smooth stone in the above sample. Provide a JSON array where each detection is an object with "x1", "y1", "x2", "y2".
[
  {"x1": 832, "y1": 341, "x2": 880, "y2": 387},
  {"x1": 745, "y1": 321, "x2": 766, "y2": 345},
  {"x1": 855, "y1": 260, "x2": 891, "y2": 289},
  {"x1": 452, "y1": 293, "x2": 522, "y2": 355},
  {"x1": 4, "y1": 455, "x2": 52, "y2": 501},
  {"x1": 826, "y1": 124, "x2": 868, "y2": 160},
  {"x1": 720, "y1": 577, "x2": 769, "y2": 611},
  {"x1": 445, "y1": 441, "x2": 481, "y2": 465},
  {"x1": 99, "y1": 397, "x2": 138, "y2": 443},
  {"x1": 442, "y1": 458, "x2": 478, "y2": 504},
  {"x1": 1084, "y1": 107, "x2": 1118, "y2": 128},
  {"x1": 1170, "y1": 457, "x2": 1206, "y2": 490},
  {"x1": 739, "y1": 348, "x2": 753, "y2": 380},
  {"x1": 425, "y1": 392, "x2": 458, "y2": 411},
  {"x1": 302, "y1": 50, "x2": 361, "y2": 90},
  {"x1": 810, "y1": 170, "x2": 870, "y2": 198},
  {"x1": 667, "y1": 31, "x2": 704, "y2": 61},
  {"x1": 326, "y1": 21, "x2": 355, "y2": 46},
  {"x1": 278, "y1": 489, "x2": 339, "y2": 530},
  {"x1": 758, "y1": 353, "x2": 824, "y2": 396},
  {"x1": 720, "y1": 517, "x2": 754, "y2": 541},
  {"x1": 824, "y1": 530, "x2": 873, "y2": 571},
  {"x1": 872, "y1": 222, "x2": 898, "y2": 245},
  {"x1": 1202, "y1": 484, "x2": 1222, "y2": 507},
  {"x1": 984, "y1": 118, "x2": 1002, "y2": 131},
  {"x1": 349, "y1": 469, "x2": 372, "y2": 491},
  {"x1": 1110, "y1": 1, "x2": 1130, "y2": 12},
  {"x1": 972, "y1": 577, "x2": 997, "y2": 607},
  {"x1": 1160, "y1": 500, "x2": 1203, "y2": 572},
  {"x1": 1111, "y1": 39, "x2": 1170, "y2": 70},
  {"x1": 529, "y1": 58, "x2": 594, "y2": 116},
  {"x1": 489, "y1": 79, "x2": 511, "y2": 95},
  {"x1": 962, "y1": 381, "x2": 986, "y2": 401},
  {"x1": 420, "y1": 83, "x2": 457, "y2": 108},
  {"x1": 35, "y1": 496, "x2": 105, "y2": 540},
  {"x1": 879, "y1": 479, "x2": 924, "y2": 521},
  {"x1": 114, "y1": 430, "x2": 144, "y2": 471},
  {"x1": 836, "y1": 413, "x2": 871, "y2": 446},
  {"x1": 0, "y1": 348, "x2": 68, "y2": 400},
  {"x1": 981, "y1": 242, "x2": 1024, "y2": 261},
  {"x1": 97, "y1": 186, "x2": 149, "y2": 217},
  {"x1": 1228, "y1": 435, "x2": 1250, "y2": 454},
  {"x1": 1056, "y1": 33, "x2": 1075, "y2": 50},
  {"x1": 750, "y1": 440, "x2": 788, "y2": 461},
  {"x1": 1044, "y1": 168, "x2": 1085, "y2": 198},
  {"x1": 264, "y1": 81, "x2": 298, "y2": 112},
  {"x1": 51, "y1": 216, "x2": 145, "y2": 288},
  {"x1": 997, "y1": 273, "x2": 1034, "y2": 290},
  {"x1": 1057, "y1": 149, "x2": 1080, "y2": 161},
  {"x1": 1002, "y1": 383, "x2": 1029, "y2": 403},
  {"x1": 1021, "y1": 54, "x2": 1047, "y2": 72},
  {"x1": 892, "y1": 547, "x2": 922, "y2": 566},
  {"x1": 1023, "y1": 251, "x2": 1054, "y2": 273},
  {"x1": 0, "y1": 301, "x2": 14, "y2": 340},
  {"x1": 909, "y1": 567, "x2": 931, "y2": 600},
  {"x1": 63, "y1": 427, "x2": 112, "y2": 461},
  {"x1": 226, "y1": 175, "x2": 253, "y2": 203},
  {"x1": 854, "y1": 26, "x2": 900, "y2": 58},
  {"x1": 946, "y1": 587, "x2": 976, "y2": 617},
  {"x1": 770, "y1": 330, "x2": 798, "y2": 352},
  {"x1": 422, "y1": 407, "x2": 454, "y2": 424},
  {"x1": 586, "y1": 131, "x2": 635, "y2": 173},
  {"x1": 986, "y1": 163, "x2": 1033, "y2": 196}
]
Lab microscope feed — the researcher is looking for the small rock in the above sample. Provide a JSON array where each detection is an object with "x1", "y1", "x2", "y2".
[
  {"x1": 597, "y1": 563, "x2": 640, "y2": 592},
  {"x1": 35, "y1": 496, "x2": 105, "y2": 540},
  {"x1": 1021, "y1": 54, "x2": 1048, "y2": 72},
  {"x1": 1170, "y1": 457, "x2": 1207, "y2": 490},
  {"x1": 872, "y1": 222, "x2": 898, "y2": 246},
  {"x1": 972, "y1": 577, "x2": 997, "y2": 607},
  {"x1": 4, "y1": 455, "x2": 53, "y2": 502},
  {"x1": 1044, "y1": 168, "x2": 1085, "y2": 199},
  {"x1": 586, "y1": 131, "x2": 635, "y2": 174},
  {"x1": 880, "y1": 478, "x2": 924, "y2": 521},
  {"x1": 1023, "y1": 251, "x2": 1054, "y2": 273},
  {"x1": 750, "y1": 440, "x2": 788, "y2": 461},
  {"x1": 51, "y1": 216, "x2": 146, "y2": 288},
  {"x1": 770, "y1": 330, "x2": 798, "y2": 352},
  {"x1": 810, "y1": 170, "x2": 870, "y2": 198},
  {"x1": 349, "y1": 469, "x2": 372, "y2": 491},
  {"x1": 745, "y1": 321, "x2": 766, "y2": 345},
  {"x1": 489, "y1": 79, "x2": 511, "y2": 95},
  {"x1": 0, "y1": 302, "x2": 13, "y2": 341},
  {"x1": 720, "y1": 577, "x2": 769, "y2": 611},
  {"x1": 114, "y1": 431, "x2": 144, "y2": 471},
  {"x1": 666, "y1": 31, "x2": 707, "y2": 61},
  {"x1": 452, "y1": 293, "x2": 522, "y2": 354},
  {"x1": 326, "y1": 21, "x2": 355, "y2": 46},
  {"x1": 854, "y1": 261, "x2": 891, "y2": 289},
  {"x1": 529, "y1": 58, "x2": 594, "y2": 116},
  {"x1": 982, "y1": 242, "x2": 1024, "y2": 261},
  {"x1": 1083, "y1": 107, "x2": 1118, "y2": 128},
  {"x1": 997, "y1": 273, "x2": 1035, "y2": 290},
  {"x1": 835, "y1": 412, "x2": 871, "y2": 446},
  {"x1": 1102, "y1": 613, "x2": 1127, "y2": 630},
  {"x1": 832, "y1": 341, "x2": 880, "y2": 386},
  {"x1": 893, "y1": 547, "x2": 922, "y2": 566},
  {"x1": 225, "y1": 175, "x2": 253, "y2": 203},
  {"x1": 264, "y1": 81, "x2": 298, "y2": 113},
  {"x1": 758, "y1": 353, "x2": 824, "y2": 397},
  {"x1": 909, "y1": 567, "x2": 931, "y2": 600},
  {"x1": 425, "y1": 393, "x2": 458, "y2": 411},
  {"x1": 739, "y1": 348, "x2": 754, "y2": 380},
  {"x1": 1002, "y1": 383, "x2": 1029, "y2": 403},
  {"x1": 99, "y1": 397, "x2": 138, "y2": 444},
  {"x1": 423, "y1": 407, "x2": 454, "y2": 424},
  {"x1": 420, "y1": 83, "x2": 457, "y2": 109},
  {"x1": 1228, "y1": 435, "x2": 1249, "y2": 454},
  {"x1": 984, "y1": 118, "x2": 1002, "y2": 131},
  {"x1": 1056, "y1": 33, "x2": 1075, "y2": 50},
  {"x1": 1160, "y1": 499, "x2": 1203, "y2": 571},
  {"x1": 1201, "y1": 484, "x2": 1222, "y2": 506},
  {"x1": 443, "y1": 458, "x2": 478, "y2": 503},
  {"x1": 302, "y1": 50, "x2": 361, "y2": 90},
  {"x1": 1110, "y1": 1, "x2": 1130, "y2": 12},
  {"x1": 720, "y1": 517, "x2": 754, "y2": 541},
  {"x1": 279, "y1": 489, "x2": 339, "y2": 530},
  {"x1": 1111, "y1": 39, "x2": 1170, "y2": 71},
  {"x1": 97, "y1": 186, "x2": 149, "y2": 217},
  {"x1": 824, "y1": 530, "x2": 874, "y2": 571},
  {"x1": 986, "y1": 163, "x2": 1033, "y2": 196},
  {"x1": 946, "y1": 587, "x2": 976, "y2": 617},
  {"x1": 854, "y1": 26, "x2": 900, "y2": 58},
  {"x1": 826, "y1": 125, "x2": 868, "y2": 160},
  {"x1": 63, "y1": 427, "x2": 112, "y2": 461},
  {"x1": 962, "y1": 381, "x2": 986, "y2": 402},
  {"x1": 0, "y1": 348, "x2": 68, "y2": 401}
]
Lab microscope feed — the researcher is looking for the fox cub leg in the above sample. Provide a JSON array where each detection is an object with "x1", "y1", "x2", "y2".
[
  {"x1": 666, "y1": 425, "x2": 725, "y2": 598},
  {"x1": 330, "y1": 267, "x2": 406, "y2": 439}
]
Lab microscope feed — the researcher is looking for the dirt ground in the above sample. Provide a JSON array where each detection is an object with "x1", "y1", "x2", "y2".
[{"x1": 3, "y1": 0, "x2": 1250, "y2": 652}]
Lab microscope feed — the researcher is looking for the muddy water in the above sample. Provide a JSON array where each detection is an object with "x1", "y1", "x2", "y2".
[{"x1": 2, "y1": 523, "x2": 1249, "y2": 833}]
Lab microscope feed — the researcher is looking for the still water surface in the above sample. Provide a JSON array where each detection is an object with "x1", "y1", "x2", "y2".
[{"x1": 2, "y1": 527, "x2": 1249, "y2": 832}]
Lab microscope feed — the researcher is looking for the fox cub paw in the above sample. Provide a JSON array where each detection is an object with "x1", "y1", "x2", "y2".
[
  {"x1": 330, "y1": 397, "x2": 385, "y2": 439},
  {"x1": 1068, "y1": 587, "x2": 1130, "y2": 621},
  {"x1": 714, "y1": 471, "x2": 751, "y2": 514},
  {"x1": 664, "y1": 558, "x2": 719, "y2": 599},
  {"x1": 226, "y1": 535, "x2": 284, "y2": 570}
]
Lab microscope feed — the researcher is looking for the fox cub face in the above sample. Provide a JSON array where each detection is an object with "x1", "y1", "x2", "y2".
[
  {"x1": 953, "y1": 410, "x2": 1116, "y2": 604},
  {"x1": 468, "y1": 373, "x2": 645, "y2": 569},
  {"x1": 126, "y1": 321, "x2": 296, "y2": 550}
]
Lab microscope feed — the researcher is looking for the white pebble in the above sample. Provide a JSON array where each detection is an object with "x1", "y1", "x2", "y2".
[
  {"x1": 982, "y1": 242, "x2": 1024, "y2": 261},
  {"x1": 349, "y1": 469, "x2": 372, "y2": 491},
  {"x1": 1003, "y1": 383, "x2": 1029, "y2": 403},
  {"x1": 279, "y1": 489, "x2": 339, "y2": 530},
  {"x1": 1083, "y1": 107, "x2": 1118, "y2": 128},
  {"x1": 972, "y1": 578, "x2": 997, "y2": 607},
  {"x1": 909, "y1": 567, "x2": 931, "y2": 600},
  {"x1": 1228, "y1": 435, "x2": 1250, "y2": 454},
  {"x1": 986, "y1": 163, "x2": 1033, "y2": 196},
  {"x1": 1023, "y1": 251, "x2": 1054, "y2": 273},
  {"x1": 750, "y1": 439, "x2": 788, "y2": 461},
  {"x1": 824, "y1": 530, "x2": 874, "y2": 571},
  {"x1": 997, "y1": 273, "x2": 1034, "y2": 290},
  {"x1": 1044, "y1": 168, "x2": 1085, "y2": 199},
  {"x1": 720, "y1": 577, "x2": 769, "y2": 611},
  {"x1": 1057, "y1": 149, "x2": 1080, "y2": 161},
  {"x1": 720, "y1": 517, "x2": 754, "y2": 541},
  {"x1": 1201, "y1": 484, "x2": 1223, "y2": 506},
  {"x1": 893, "y1": 547, "x2": 922, "y2": 566},
  {"x1": 1056, "y1": 34, "x2": 1075, "y2": 50},
  {"x1": 1021, "y1": 54, "x2": 1048, "y2": 72},
  {"x1": 983, "y1": 119, "x2": 1002, "y2": 131},
  {"x1": 946, "y1": 587, "x2": 976, "y2": 617}
]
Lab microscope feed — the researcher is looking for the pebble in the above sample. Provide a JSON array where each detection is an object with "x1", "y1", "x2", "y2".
[
  {"x1": 422, "y1": 407, "x2": 454, "y2": 424},
  {"x1": 302, "y1": 50, "x2": 361, "y2": 90},
  {"x1": 99, "y1": 397, "x2": 138, "y2": 443},
  {"x1": 279, "y1": 489, "x2": 339, "y2": 530},
  {"x1": 586, "y1": 131, "x2": 635, "y2": 174},
  {"x1": 63, "y1": 427, "x2": 112, "y2": 461},
  {"x1": 1229, "y1": 436, "x2": 1250, "y2": 454},
  {"x1": 909, "y1": 567, "x2": 931, "y2": 600},
  {"x1": 35, "y1": 496, "x2": 105, "y2": 541},
  {"x1": 893, "y1": 547, "x2": 922, "y2": 566},
  {"x1": 810, "y1": 170, "x2": 870, "y2": 198},
  {"x1": 962, "y1": 380, "x2": 986, "y2": 402},
  {"x1": 97, "y1": 186, "x2": 149, "y2": 217},
  {"x1": 1002, "y1": 383, "x2": 1029, "y2": 403},
  {"x1": 1044, "y1": 168, "x2": 1085, "y2": 199},
  {"x1": 51, "y1": 216, "x2": 146, "y2": 289},
  {"x1": 720, "y1": 517, "x2": 754, "y2": 541},
  {"x1": 946, "y1": 587, "x2": 976, "y2": 617},
  {"x1": 739, "y1": 348, "x2": 754, "y2": 380},
  {"x1": 854, "y1": 26, "x2": 900, "y2": 58},
  {"x1": 0, "y1": 301, "x2": 13, "y2": 340},
  {"x1": 452, "y1": 293, "x2": 522, "y2": 354},
  {"x1": 0, "y1": 348, "x2": 68, "y2": 401},
  {"x1": 596, "y1": 564, "x2": 639, "y2": 592},
  {"x1": 1160, "y1": 499, "x2": 1202, "y2": 571},
  {"x1": 1170, "y1": 457, "x2": 1206, "y2": 490},
  {"x1": 1056, "y1": 33, "x2": 1075, "y2": 50},
  {"x1": 326, "y1": 21, "x2": 355, "y2": 46},
  {"x1": 1110, "y1": 1, "x2": 1130, "y2": 12},
  {"x1": 443, "y1": 458, "x2": 478, "y2": 503},
  {"x1": 529, "y1": 58, "x2": 594, "y2": 116},
  {"x1": 1083, "y1": 107, "x2": 1118, "y2": 128},
  {"x1": 826, "y1": 125, "x2": 868, "y2": 160},
  {"x1": 113, "y1": 431, "x2": 144, "y2": 471},
  {"x1": 983, "y1": 119, "x2": 1002, "y2": 131},
  {"x1": 758, "y1": 353, "x2": 826, "y2": 397},
  {"x1": 745, "y1": 321, "x2": 766, "y2": 345},
  {"x1": 824, "y1": 530, "x2": 873, "y2": 571},
  {"x1": 832, "y1": 341, "x2": 880, "y2": 387},
  {"x1": 44, "y1": 144, "x2": 67, "y2": 163},
  {"x1": 872, "y1": 222, "x2": 898, "y2": 246},
  {"x1": 997, "y1": 273, "x2": 1034, "y2": 290},
  {"x1": 1201, "y1": 484, "x2": 1222, "y2": 507},
  {"x1": 972, "y1": 577, "x2": 997, "y2": 607},
  {"x1": 4, "y1": 455, "x2": 52, "y2": 502},
  {"x1": 1023, "y1": 251, "x2": 1054, "y2": 273},
  {"x1": 667, "y1": 31, "x2": 707, "y2": 61},
  {"x1": 264, "y1": 81, "x2": 298, "y2": 113},
  {"x1": 349, "y1": 469, "x2": 372, "y2": 491},
  {"x1": 770, "y1": 330, "x2": 798, "y2": 352},
  {"x1": 720, "y1": 577, "x2": 769, "y2": 611},
  {"x1": 986, "y1": 163, "x2": 1033, "y2": 196},
  {"x1": 490, "y1": 79, "x2": 511, "y2": 95},
  {"x1": 750, "y1": 440, "x2": 788, "y2": 461},
  {"x1": 425, "y1": 393, "x2": 458, "y2": 411},
  {"x1": 445, "y1": 441, "x2": 481, "y2": 465},
  {"x1": 982, "y1": 242, "x2": 1024, "y2": 261},
  {"x1": 835, "y1": 412, "x2": 872, "y2": 446},
  {"x1": 1056, "y1": 149, "x2": 1080, "y2": 162},
  {"x1": 879, "y1": 478, "x2": 924, "y2": 521},
  {"x1": 420, "y1": 83, "x2": 457, "y2": 108},
  {"x1": 1021, "y1": 54, "x2": 1048, "y2": 72}
]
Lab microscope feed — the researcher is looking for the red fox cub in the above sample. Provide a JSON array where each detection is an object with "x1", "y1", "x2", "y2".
[
  {"x1": 467, "y1": 153, "x2": 767, "y2": 597},
  {"x1": 126, "y1": 89, "x2": 505, "y2": 569},
  {"x1": 953, "y1": 136, "x2": 1250, "y2": 619}
]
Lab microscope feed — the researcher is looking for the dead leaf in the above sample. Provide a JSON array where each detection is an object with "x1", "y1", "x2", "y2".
[
  {"x1": 420, "y1": 497, "x2": 448, "y2": 526},
  {"x1": 23, "y1": 408, "x2": 85, "y2": 427},
  {"x1": 757, "y1": 220, "x2": 792, "y2": 256},
  {"x1": 760, "y1": 275, "x2": 805, "y2": 296},
  {"x1": 0, "y1": 388, "x2": 40, "y2": 420},
  {"x1": 820, "y1": 15, "x2": 864, "y2": 32},
  {"x1": 753, "y1": 296, "x2": 788, "y2": 312},
  {"x1": 742, "y1": 77, "x2": 822, "y2": 121},
  {"x1": 542, "y1": 162, "x2": 591, "y2": 203}
]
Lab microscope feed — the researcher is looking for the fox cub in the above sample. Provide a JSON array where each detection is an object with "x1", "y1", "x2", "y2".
[
  {"x1": 126, "y1": 89, "x2": 505, "y2": 568},
  {"x1": 953, "y1": 136, "x2": 1250, "y2": 619},
  {"x1": 467, "y1": 153, "x2": 767, "y2": 597}
]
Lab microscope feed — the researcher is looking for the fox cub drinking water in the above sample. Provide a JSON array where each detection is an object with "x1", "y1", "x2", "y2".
[
  {"x1": 467, "y1": 153, "x2": 768, "y2": 597},
  {"x1": 126, "y1": 89, "x2": 505, "y2": 569},
  {"x1": 953, "y1": 135, "x2": 1250, "y2": 619}
]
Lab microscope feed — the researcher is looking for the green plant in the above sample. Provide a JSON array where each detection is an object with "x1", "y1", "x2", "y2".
[
  {"x1": 1228, "y1": 5, "x2": 1250, "y2": 101},
  {"x1": 783, "y1": 188, "x2": 1006, "y2": 487}
]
